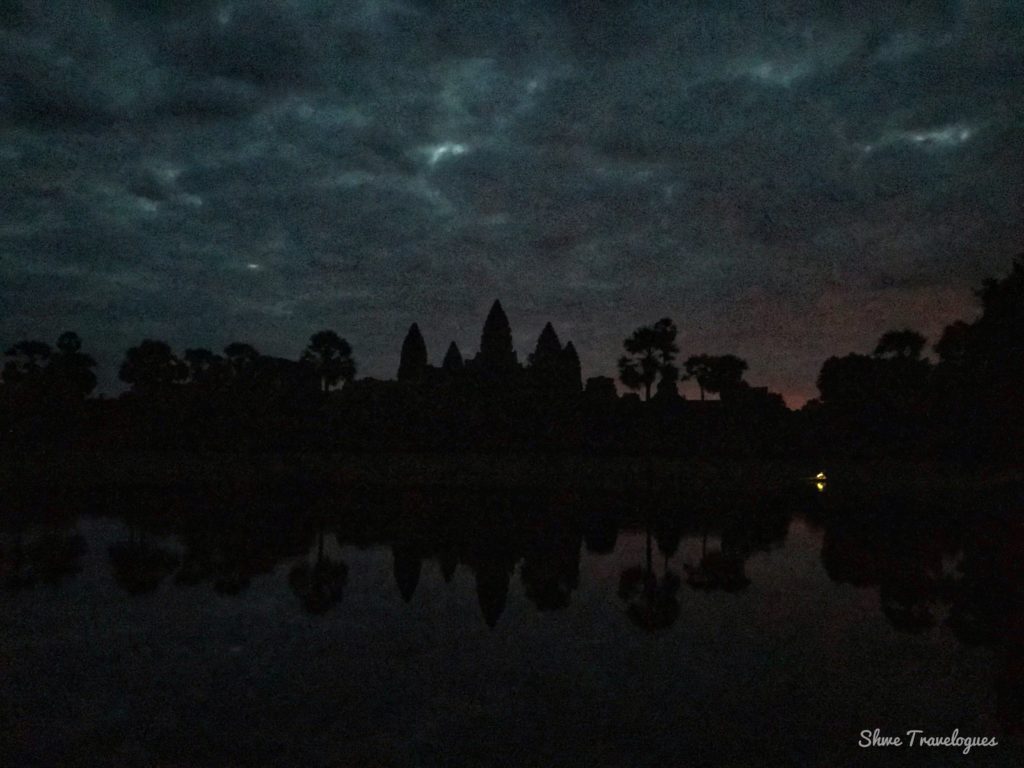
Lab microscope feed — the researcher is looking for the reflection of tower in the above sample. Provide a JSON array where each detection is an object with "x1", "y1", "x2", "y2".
[
  {"x1": 438, "y1": 547, "x2": 458, "y2": 583},
  {"x1": 475, "y1": 562, "x2": 511, "y2": 628},
  {"x1": 392, "y1": 543, "x2": 422, "y2": 602},
  {"x1": 520, "y1": 527, "x2": 582, "y2": 611}
]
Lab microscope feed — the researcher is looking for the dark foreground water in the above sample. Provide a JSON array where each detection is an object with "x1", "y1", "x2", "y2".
[{"x1": 1, "y1": 473, "x2": 1022, "y2": 767}]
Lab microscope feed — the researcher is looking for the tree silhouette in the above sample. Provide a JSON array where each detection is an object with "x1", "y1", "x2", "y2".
[
  {"x1": 119, "y1": 340, "x2": 187, "y2": 394},
  {"x1": 3, "y1": 340, "x2": 51, "y2": 385},
  {"x1": 654, "y1": 363, "x2": 680, "y2": 401},
  {"x1": 684, "y1": 354, "x2": 747, "y2": 400},
  {"x1": 931, "y1": 259, "x2": 1024, "y2": 379},
  {"x1": 397, "y1": 323, "x2": 428, "y2": 382},
  {"x1": 4, "y1": 341, "x2": 41, "y2": 404},
  {"x1": 301, "y1": 330, "x2": 355, "y2": 392},
  {"x1": 47, "y1": 332, "x2": 97, "y2": 400},
  {"x1": 816, "y1": 328, "x2": 933, "y2": 448},
  {"x1": 874, "y1": 329, "x2": 927, "y2": 360},
  {"x1": 183, "y1": 348, "x2": 228, "y2": 388},
  {"x1": 965, "y1": 257, "x2": 1024, "y2": 380},
  {"x1": 617, "y1": 318, "x2": 678, "y2": 401},
  {"x1": 935, "y1": 321, "x2": 971, "y2": 366},
  {"x1": 2, "y1": 334, "x2": 95, "y2": 414},
  {"x1": 55, "y1": 332, "x2": 80, "y2": 355},
  {"x1": 705, "y1": 354, "x2": 748, "y2": 397},
  {"x1": 683, "y1": 356, "x2": 711, "y2": 400},
  {"x1": 929, "y1": 258, "x2": 1024, "y2": 457},
  {"x1": 223, "y1": 342, "x2": 260, "y2": 380},
  {"x1": 816, "y1": 353, "x2": 879, "y2": 411}
]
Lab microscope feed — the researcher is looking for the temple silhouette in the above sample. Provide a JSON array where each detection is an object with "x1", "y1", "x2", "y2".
[
  {"x1": 394, "y1": 301, "x2": 580, "y2": 394},
  {"x1": 0, "y1": 257, "x2": 1021, "y2": 462}
]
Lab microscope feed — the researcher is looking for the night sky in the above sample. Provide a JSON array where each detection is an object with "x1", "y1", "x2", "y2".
[{"x1": 2, "y1": 1, "x2": 1022, "y2": 405}]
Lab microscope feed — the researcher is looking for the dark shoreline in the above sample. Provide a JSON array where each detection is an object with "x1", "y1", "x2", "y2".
[{"x1": 2, "y1": 450, "x2": 1018, "y2": 492}]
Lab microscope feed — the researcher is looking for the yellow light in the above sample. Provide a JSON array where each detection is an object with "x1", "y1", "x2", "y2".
[{"x1": 816, "y1": 481, "x2": 826, "y2": 492}]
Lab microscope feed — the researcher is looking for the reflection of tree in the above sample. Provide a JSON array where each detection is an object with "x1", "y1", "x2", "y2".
[
  {"x1": 816, "y1": 487, "x2": 1024, "y2": 734},
  {"x1": 879, "y1": 550, "x2": 944, "y2": 634},
  {"x1": 618, "y1": 522, "x2": 680, "y2": 631},
  {"x1": 288, "y1": 528, "x2": 348, "y2": 615},
  {"x1": 0, "y1": 533, "x2": 33, "y2": 589},
  {"x1": 822, "y1": 516, "x2": 945, "y2": 634},
  {"x1": 2, "y1": 528, "x2": 86, "y2": 589},
  {"x1": 654, "y1": 518, "x2": 682, "y2": 562},
  {"x1": 520, "y1": 523, "x2": 581, "y2": 612},
  {"x1": 998, "y1": 640, "x2": 1024, "y2": 737},
  {"x1": 684, "y1": 529, "x2": 750, "y2": 593},
  {"x1": 173, "y1": 496, "x2": 301, "y2": 595},
  {"x1": 31, "y1": 530, "x2": 87, "y2": 583},
  {"x1": 175, "y1": 536, "x2": 253, "y2": 595},
  {"x1": 945, "y1": 518, "x2": 1024, "y2": 734},
  {"x1": 945, "y1": 521, "x2": 1021, "y2": 645},
  {"x1": 108, "y1": 528, "x2": 178, "y2": 595},
  {"x1": 1, "y1": 493, "x2": 86, "y2": 589}
]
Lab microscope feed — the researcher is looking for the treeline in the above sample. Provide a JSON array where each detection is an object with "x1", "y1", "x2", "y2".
[
  {"x1": 1, "y1": 259, "x2": 1021, "y2": 460},
  {"x1": 803, "y1": 258, "x2": 1024, "y2": 461}
]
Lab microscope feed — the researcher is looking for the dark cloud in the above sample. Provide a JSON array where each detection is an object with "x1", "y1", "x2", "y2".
[
  {"x1": 162, "y1": 4, "x2": 316, "y2": 87},
  {"x1": 1, "y1": 0, "x2": 1022, "y2": 404}
]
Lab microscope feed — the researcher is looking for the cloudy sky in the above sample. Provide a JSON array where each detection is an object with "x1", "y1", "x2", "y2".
[{"x1": 2, "y1": 0, "x2": 1022, "y2": 404}]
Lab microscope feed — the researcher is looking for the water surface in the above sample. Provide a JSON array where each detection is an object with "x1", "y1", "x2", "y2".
[{"x1": 2, "y1": 478, "x2": 1021, "y2": 766}]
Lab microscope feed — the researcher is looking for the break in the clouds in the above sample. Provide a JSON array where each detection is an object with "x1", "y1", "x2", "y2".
[{"x1": 1, "y1": 0, "x2": 1022, "y2": 404}]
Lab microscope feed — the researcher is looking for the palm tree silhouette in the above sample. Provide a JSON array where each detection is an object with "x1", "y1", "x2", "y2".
[
  {"x1": 288, "y1": 526, "x2": 349, "y2": 614},
  {"x1": 618, "y1": 318, "x2": 678, "y2": 401},
  {"x1": 618, "y1": 517, "x2": 681, "y2": 631}
]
